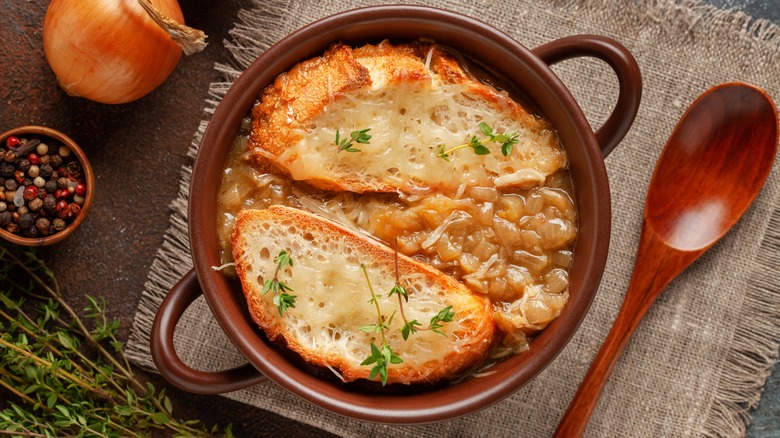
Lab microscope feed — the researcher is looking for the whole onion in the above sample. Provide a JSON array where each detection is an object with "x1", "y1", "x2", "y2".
[{"x1": 42, "y1": 0, "x2": 207, "y2": 104}]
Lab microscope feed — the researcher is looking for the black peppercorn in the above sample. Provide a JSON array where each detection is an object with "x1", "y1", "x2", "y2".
[
  {"x1": 17, "y1": 158, "x2": 31, "y2": 173},
  {"x1": 6, "y1": 223, "x2": 20, "y2": 234},
  {"x1": 22, "y1": 226, "x2": 38, "y2": 238},
  {"x1": 50, "y1": 154, "x2": 63, "y2": 169},
  {"x1": 5, "y1": 179, "x2": 18, "y2": 191},
  {"x1": 57, "y1": 177, "x2": 68, "y2": 189},
  {"x1": 0, "y1": 211, "x2": 11, "y2": 227},
  {"x1": 18, "y1": 213, "x2": 35, "y2": 229},
  {"x1": 39, "y1": 164, "x2": 53, "y2": 179},
  {"x1": 0, "y1": 162, "x2": 14, "y2": 178},
  {"x1": 43, "y1": 194, "x2": 57, "y2": 211}
]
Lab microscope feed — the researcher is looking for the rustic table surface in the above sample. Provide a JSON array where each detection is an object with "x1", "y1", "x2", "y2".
[{"x1": 1, "y1": 0, "x2": 777, "y2": 436}]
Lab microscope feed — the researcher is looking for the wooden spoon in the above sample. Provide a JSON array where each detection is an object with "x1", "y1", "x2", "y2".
[{"x1": 554, "y1": 82, "x2": 779, "y2": 437}]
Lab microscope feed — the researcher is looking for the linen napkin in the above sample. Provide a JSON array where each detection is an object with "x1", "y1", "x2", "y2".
[{"x1": 127, "y1": 0, "x2": 780, "y2": 436}]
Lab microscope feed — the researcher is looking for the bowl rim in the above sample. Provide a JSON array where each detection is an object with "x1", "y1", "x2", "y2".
[
  {"x1": 0, "y1": 125, "x2": 95, "y2": 247},
  {"x1": 188, "y1": 5, "x2": 612, "y2": 423}
]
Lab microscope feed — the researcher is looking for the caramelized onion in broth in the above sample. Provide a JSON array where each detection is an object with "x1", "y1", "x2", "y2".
[{"x1": 218, "y1": 118, "x2": 578, "y2": 359}]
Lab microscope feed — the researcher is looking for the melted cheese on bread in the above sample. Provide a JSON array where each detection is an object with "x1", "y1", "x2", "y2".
[
  {"x1": 249, "y1": 41, "x2": 566, "y2": 194},
  {"x1": 231, "y1": 206, "x2": 496, "y2": 385}
]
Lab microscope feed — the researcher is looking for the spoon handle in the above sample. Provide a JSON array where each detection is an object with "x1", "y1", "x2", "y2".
[{"x1": 554, "y1": 223, "x2": 700, "y2": 437}]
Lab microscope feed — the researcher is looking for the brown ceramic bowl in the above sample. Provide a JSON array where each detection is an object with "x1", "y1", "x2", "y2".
[
  {"x1": 0, "y1": 126, "x2": 94, "y2": 246},
  {"x1": 150, "y1": 5, "x2": 641, "y2": 423}
]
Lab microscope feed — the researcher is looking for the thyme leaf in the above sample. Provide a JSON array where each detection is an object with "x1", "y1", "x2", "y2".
[
  {"x1": 263, "y1": 250, "x2": 297, "y2": 316},
  {"x1": 335, "y1": 128, "x2": 371, "y2": 153},
  {"x1": 436, "y1": 122, "x2": 519, "y2": 160}
]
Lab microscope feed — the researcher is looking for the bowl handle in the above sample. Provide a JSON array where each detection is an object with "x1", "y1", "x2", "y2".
[
  {"x1": 532, "y1": 35, "x2": 642, "y2": 157},
  {"x1": 150, "y1": 269, "x2": 266, "y2": 394}
]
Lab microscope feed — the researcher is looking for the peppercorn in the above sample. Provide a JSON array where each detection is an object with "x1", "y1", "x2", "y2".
[
  {"x1": 56, "y1": 200, "x2": 68, "y2": 214},
  {"x1": 68, "y1": 203, "x2": 81, "y2": 218},
  {"x1": 13, "y1": 169, "x2": 25, "y2": 184},
  {"x1": 40, "y1": 154, "x2": 50, "y2": 166},
  {"x1": 5, "y1": 136, "x2": 20, "y2": 149},
  {"x1": 0, "y1": 211, "x2": 11, "y2": 227},
  {"x1": 28, "y1": 197, "x2": 43, "y2": 212},
  {"x1": 0, "y1": 191, "x2": 4, "y2": 202},
  {"x1": 35, "y1": 217, "x2": 51, "y2": 235},
  {"x1": 23, "y1": 186, "x2": 38, "y2": 201},
  {"x1": 39, "y1": 163, "x2": 53, "y2": 178},
  {"x1": 27, "y1": 153, "x2": 40, "y2": 166},
  {"x1": 43, "y1": 194, "x2": 57, "y2": 211},
  {"x1": 33, "y1": 176, "x2": 46, "y2": 188},
  {"x1": 4, "y1": 152, "x2": 18, "y2": 163},
  {"x1": 17, "y1": 206, "x2": 28, "y2": 215},
  {"x1": 21, "y1": 226, "x2": 38, "y2": 238},
  {"x1": 57, "y1": 177, "x2": 68, "y2": 189},
  {"x1": 36, "y1": 143, "x2": 48, "y2": 155},
  {"x1": 17, "y1": 158, "x2": 31, "y2": 173},
  {"x1": 5, "y1": 179, "x2": 18, "y2": 191},
  {"x1": 52, "y1": 218, "x2": 66, "y2": 231},
  {"x1": 28, "y1": 165, "x2": 40, "y2": 178},
  {"x1": 0, "y1": 162, "x2": 14, "y2": 178},
  {"x1": 66, "y1": 161, "x2": 82, "y2": 179},
  {"x1": 73, "y1": 195, "x2": 85, "y2": 206},
  {"x1": 0, "y1": 202, "x2": 6, "y2": 213},
  {"x1": 43, "y1": 179, "x2": 56, "y2": 193},
  {"x1": 6, "y1": 223, "x2": 20, "y2": 234},
  {"x1": 75, "y1": 183, "x2": 86, "y2": 196},
  {"x1": 58, "y1": 146, "x2": 71, "y2": 157},
  {"x1": 50, "y1": 154, "x2": 63, "y2": 168},
  {"x1": 18, "y1": 213, "x2": 35, "y2": 229}
]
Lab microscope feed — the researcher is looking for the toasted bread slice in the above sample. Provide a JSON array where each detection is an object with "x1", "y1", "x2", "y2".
[
  {"x1": 248, "y1": 41, "x2": 566, "y2": 195},
  {"x1": 231, "y1": 205, "x2": 497, "y2": 385}
]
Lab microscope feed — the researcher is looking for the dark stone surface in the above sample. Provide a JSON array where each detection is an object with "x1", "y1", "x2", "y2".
[{"x1": 1, "y1": 0, "x2": 776, "y2": 436}]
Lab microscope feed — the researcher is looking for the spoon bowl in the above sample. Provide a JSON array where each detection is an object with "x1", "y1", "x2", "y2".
[
  {"x1": 647, "y1": 83, "x2": 778, "y2": 251},
  {"x1": 555, "y1": 82, "x2": 778, "y2": 437}
]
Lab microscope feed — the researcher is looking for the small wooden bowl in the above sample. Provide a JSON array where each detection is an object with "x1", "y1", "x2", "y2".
[{"x1": 0, "y1": 126, "x2": 95, "y2": 246}]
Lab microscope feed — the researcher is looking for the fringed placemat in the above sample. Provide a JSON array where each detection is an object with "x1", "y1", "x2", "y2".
[{"x1": 127, "y1": 1, "x2": 780, "y2": 436}]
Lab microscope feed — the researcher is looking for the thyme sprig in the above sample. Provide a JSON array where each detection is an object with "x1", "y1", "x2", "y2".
[
  {"x1": 357, "y1": 244, "x2": 456, "y2": 385},
  {"x1": 437, "y1": 122, "x2": 520, "y2": 161},
  {"x1": 334, "y1": 128, "x2": 372, "y2": 153},
  {"x1": 359, "y1": 264, "x2": 402, "y2": 386},
  {"x1": 0, "y1": 242, "x2": 228, "y2": 437},
  {"x1": 262, "y1": 250, "x2": 297, "y2": 316}
]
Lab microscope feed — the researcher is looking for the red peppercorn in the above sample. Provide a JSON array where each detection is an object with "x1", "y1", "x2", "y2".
[
  {"x1": 68, "y1": 203, "x2": 81, "y2": 218},
  {"x1": 23, "y1": 186, "x2": 38, "y2": 201},
  {"x1": 14, "y1": 169, "x2": 25, "y2": 184},
  {"x1": 5, "y1": 136, "x2": 19, "y2": 149},
  {"x1": 75, "y1": 183, "x2": 86, "y2": 196},
  {"x1": 56, "y1": 200, "x2": 69, "y2": 213},
  {"x1": 55, "y1": 189, "x2": 69, "y2": 200},
  {"x1": 27, "y1": 153, "x2": 40, "y2": 165}
]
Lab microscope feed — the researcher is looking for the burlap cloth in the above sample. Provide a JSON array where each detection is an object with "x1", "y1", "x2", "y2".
[{"x1": 126, "y1": 0, "x2": 780, "y2": 436}]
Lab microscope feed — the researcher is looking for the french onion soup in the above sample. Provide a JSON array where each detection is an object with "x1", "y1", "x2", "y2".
[{"x1": 217, "y1": 41, "x2": 577, "y2": 386}]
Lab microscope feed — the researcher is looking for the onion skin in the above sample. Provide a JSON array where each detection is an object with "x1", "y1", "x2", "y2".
[{"x1": 43, "y1": 0, "x2": 185, "y2": 104}]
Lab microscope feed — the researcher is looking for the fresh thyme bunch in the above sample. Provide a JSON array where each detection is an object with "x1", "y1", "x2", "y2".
[{"x1": 0, "y1": 242, "x2": 229, "y2": 437}]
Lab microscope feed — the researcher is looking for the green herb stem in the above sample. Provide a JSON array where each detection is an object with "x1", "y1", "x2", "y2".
[
  {"x1": 3, "y1": 250, "x2": 142, "y2": 394},
  {"x1": 360, "y1": 264, "x2": 387, "y2": 347}
]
